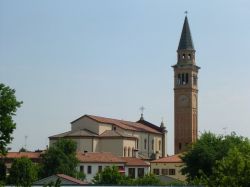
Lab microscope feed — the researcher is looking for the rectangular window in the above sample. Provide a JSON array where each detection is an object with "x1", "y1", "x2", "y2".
[
  {"x1": 138, "y1": 168, "x2": 144, "y2": 178},
  {"x1": 144, "y1": 139, "x2": 147, "y2": 150},
  {"x1": 80, "y1": 166, "x2": 84, "y2": 173},
  {"x1": 87, "y1": 166, "x2": 92, "y2": 174},
  {"x1": 169, "y1": 169, "x2": 176, "y2": 175},
  {"x1": 161, "y1": 169, "x2": 168, "y2": 175},
  {"x1": 98, "y1": 166, "x2": 102, "y2": 173},
  {"x1": 153, "y1": 169, "x2": 160, "y2": 175},
  {"x1": 128, "y1": 168, "x2": 135, "y2": 179}
]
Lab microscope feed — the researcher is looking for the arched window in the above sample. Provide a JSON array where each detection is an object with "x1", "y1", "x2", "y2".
[
  {"x1": 182, "y1": 54, "x2": 185, "y2": 59},
  {"x1": 188, "y1": 54, "x2": 191, "y2": 59},
  {"x1": 124, "y1": 147, "x2": 127, "y2": 157},
  {"x1": 128, "y1": 147, "x2": 131, "y2": 157}
]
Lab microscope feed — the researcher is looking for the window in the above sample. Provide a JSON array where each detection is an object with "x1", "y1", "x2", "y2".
[
  {"x1": 124, "y1": 147, "x2": 127, "y2": 157},
  {"x1": 128, "y1": 147, "x2": 131, "y2": 157},
  {"x1": 179, "y1": 143, "x2": 182, "y2": 150},
  {"x1": 158, "y1": 140, "x2": 161, "y2": 151},
  {"x1": 138, "y1": 168, "x2": 144, "y2": 178},
  {"x1": 185, "y1": 73, "x2": 189, "y2": 84},
  {"x1": 87, "y1": 166, "x2": 92, "y2": 174},
  {"x1": 98, "y1": 166, "x2": 102, "y2": 173},
  {"x1": 169, "y1": 169, "x2": 176, "y2": 175},
  {"x1": 188, "y1": 54, "x2": 191, "y2": 59},
  {"x1": 161, "y1": 169, "x2": 168, "y2": 175},
  {"x1": 144, "y1": 139, "x2": 147, "y2": 150},
  {"x1": 151, "y1": 139, "x2": 154, "y2": 150},
  {"x1": 153, "y1": 169, "x2": 160, "y2": 175},
  {"x1": 80, "y1": 166, "x2": 84, "y2": 173},
  {"x1": 128, "y1": 168, "x2": 135, "y2": 178},
  {"x1": 182, "y1": 54, "x2": 185, "y2": 59}
]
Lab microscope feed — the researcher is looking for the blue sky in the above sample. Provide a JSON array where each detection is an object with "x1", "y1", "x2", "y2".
[{"x1": 1, "y1": 0, "x2": 250, "y2": 154}]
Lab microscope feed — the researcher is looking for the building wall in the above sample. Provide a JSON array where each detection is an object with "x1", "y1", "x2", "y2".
[
  {"x1": 99, "y1": 139, "x2": 124, "y2": 157},
  {"x1": 77, "y1": 163, "x2": 124, "y2": 183},
  {"x1": 127, "y1": 131, "x2": 163, "y2": 159},
  {"x1": 150, "y1": 162, "x2": 186, "y2": 181},
  {"x1": 122, "y1": 139, "x2": 136, "y2": 157},
  {"x1": 71, "y1": 117, "x2": 112, "y2": 135},
  {"x1": 124, "y1": 166, "x2": 149, "y2": 179},
  {"x1": 71, "y1": 138, "x2": 93, "y2": 152}
]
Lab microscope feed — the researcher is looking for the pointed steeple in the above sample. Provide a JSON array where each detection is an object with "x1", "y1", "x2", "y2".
[{"x1": 178, "y1": 16, "x2": 194, "y2": 50}]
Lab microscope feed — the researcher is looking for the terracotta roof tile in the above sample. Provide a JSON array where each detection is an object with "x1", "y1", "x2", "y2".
[
  {"x1": 121, "y1": 157, "x2": 149, "y2": 166},
  {"x1": 1, "y1": 152, "x2": 41, "y2": 159},
  {"x1": 85, "y1": 115, "x2": 162, "y2": 134},
  {"x1": 151, "y1": 154, "x2": 183, "y2": 163},
  {"x1": 56, "y1": 174, "x2": 87, "y2": 184},
  {"x1": 49, "y1": 129, "x2": 98, "y2": 139},
  {"x1": 77, "y1": 152, "x2": 126, "y2": 163},
  {"x1": 99, "y1": 130, "x2": 137, "y2": 139}
]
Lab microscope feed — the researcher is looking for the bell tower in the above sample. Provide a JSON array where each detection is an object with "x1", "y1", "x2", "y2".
[{"x1": 172, "y1": 16, "x2": 200, "y2": 154}]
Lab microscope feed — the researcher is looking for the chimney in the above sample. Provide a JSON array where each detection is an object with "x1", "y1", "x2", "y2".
[{"x1": 133, "y1": 149, "x2": 138, "y2": 158}]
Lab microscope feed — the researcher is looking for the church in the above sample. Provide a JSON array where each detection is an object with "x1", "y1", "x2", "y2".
[{"x1": 49, "y1": 15, "x2": 199, "y2": 158}]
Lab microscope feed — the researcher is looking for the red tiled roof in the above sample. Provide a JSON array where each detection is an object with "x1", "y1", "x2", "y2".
[
  {"x1": 56, "y1": 174, "x2": 87, "y2": 184},
  {"x1": 1, "y1": 152, "x2": 41, "y2": 159},
  {"x1": 72, "y1": 115, "x2": 162, "y2": 134},
  {"x1": 99, "y1": 130, "x2": 137, "y2": 139},
  {"x1": 77, "y1": 152, "x2": 126, "y2": 163},
  {"x1": 151, "y1": 154, "x2": 183, "y2": 163},
  {"x1": 121, "y1": 157, "x2": 149, "y2": 167},
  {"x1": 49, "y1": 129, "x2": 98, "y2": 139}
]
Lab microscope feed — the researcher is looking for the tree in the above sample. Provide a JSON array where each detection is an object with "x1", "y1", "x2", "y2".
[
  {"x1": 7, "y1": 157, "x2": 38, "y2": 187},
  {"x1": 181, "y1": 131, "x2": 250, "y2": 186},
  {"x1": 0, "y1": 160, "x2": 6, "y2": 182},
  {"x1": 93, "y1": 165, "x2": 123, "y2": 185},
  {"x1": 40, "y1": 139, "x2": 79, "y2": 178},
  {"x1": 134, "y1": 173, "x2": 162, "y2": 185},
  {"x1": 0, "y1": 83, "x2": 22, "y2": 155}
]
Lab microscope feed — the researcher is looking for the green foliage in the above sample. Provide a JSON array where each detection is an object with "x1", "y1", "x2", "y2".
[
  {"x1": 93, "y1": 165, "x2": 123, "y2": 185},
  {"x1": 0, "y1": 160, "x2": 6, "y2": 181},
  {"x1": 40, "y1": 139, "x2": 79, "y2": 178},
  {"x1": 0, "y1": 83, "x2": 22, "y2": 155},
  {"x1": 182, "y1": 131, "x2": 250, "y2": 186},
  {"x1": 93, "y1": 166, "x2": 162, "y2": 186},
  {"x1": 134, "y1": 173, "x2": 162, "y2": 185},
  {"x1": 7, "y1": 157, "x2": 38, "y2": 187}
]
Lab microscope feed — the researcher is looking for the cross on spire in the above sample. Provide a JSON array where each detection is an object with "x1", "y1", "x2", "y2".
[
  {"x1": 139, "y1": 106, "x2": 145, "y2": 120},
  {"x1": 185, "y1": 11, "x2": 188, "y2": 16}
]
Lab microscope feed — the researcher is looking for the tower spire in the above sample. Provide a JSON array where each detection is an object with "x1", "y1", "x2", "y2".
[{"x1": 178, "y1": 16, "x2": 194, "y2": 50}]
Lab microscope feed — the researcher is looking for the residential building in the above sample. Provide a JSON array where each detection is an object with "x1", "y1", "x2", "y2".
[
  {"x1": 173, "y1": 16, "x2": 200, "y2": 154},
  {"x1": 50, "y1": 114, "x2": 167, "y2": 159},
  {"x1": 150, "y1": 154, "x2": 185, "y2": 182},
  {"x1": 121, "y1": 157, "x2": 150, "y2": 179},
  {"x1": 0, "y1": 151, "x2": 42, "y2": 174},
  {"x1": 76, "y1": 152, "x2": 150, "y2": 183}
]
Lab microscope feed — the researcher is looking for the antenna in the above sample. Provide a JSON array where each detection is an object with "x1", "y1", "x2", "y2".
[{"x1": 24, "y1": 135, "x2": 28, "y2": 150}]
